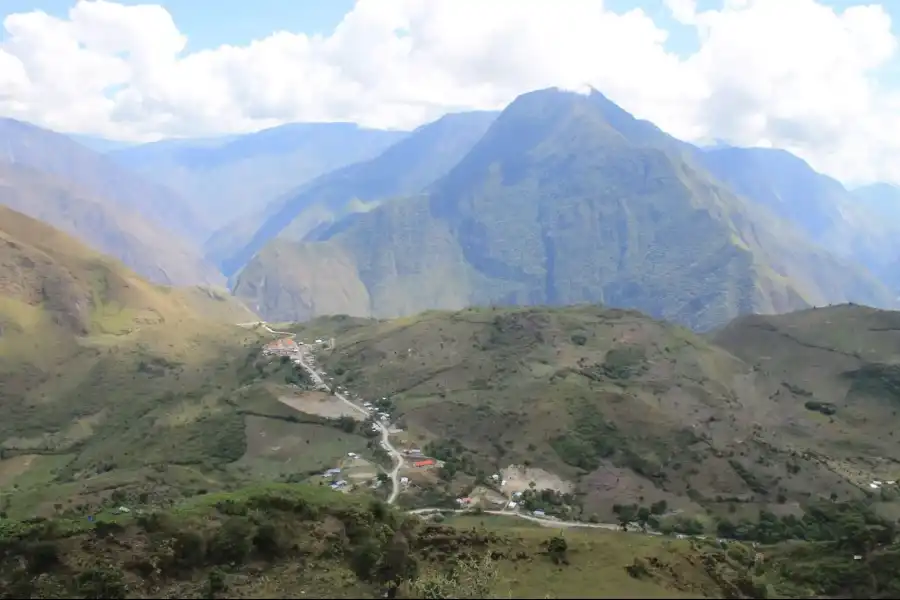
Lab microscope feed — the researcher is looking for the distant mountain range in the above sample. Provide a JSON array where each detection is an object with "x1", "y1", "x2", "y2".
[
  {"x1": 2, "y1": 87, "x2": 898, "y2": 331},
  {"x1": 208, "y1": 110, "x2": 499, "y2": 277},
  {"x1": 0, "y1": 118, "x2": 221, "y2": 286},
  {"x1": 109, "y1": 122, "x2": 409, "y2": 230},
  {"x1": 227, "y1": 88, "x2": 897, "y2": 330}
]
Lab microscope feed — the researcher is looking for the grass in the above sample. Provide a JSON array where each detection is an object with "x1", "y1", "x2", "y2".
[
  {"x1": 0, "y1": 482, "x2": 790, "y2": 599},
  {"x1": 234, "y1": 416, "x2": 370, "y2": 479},
  {"x1": 4, "y1": 481, "x2": 886, "y2": 598}
]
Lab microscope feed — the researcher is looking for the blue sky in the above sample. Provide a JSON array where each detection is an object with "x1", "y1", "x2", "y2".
[
  {"x1": 3, "y1": 0, "x2": 355, "y2": 50},
  {"x1": 7, "y1": 0, "x2": 897, "y2": 57}
]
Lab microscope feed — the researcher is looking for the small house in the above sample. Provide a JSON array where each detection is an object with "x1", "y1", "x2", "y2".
[
  {"x1": 414, "y1": 459, "x2": 435, "y2": 468},
  {"x1": 532, "y1": 510, "x2": 545, "y2": 517}
]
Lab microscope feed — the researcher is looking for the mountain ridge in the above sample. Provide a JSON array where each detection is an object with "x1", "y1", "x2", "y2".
[
  {"x1": 112, "y1": 121, "x2": 410, "y2": 231},
  {"x1": 233, "y1": 87, "x2": 894, "y2": 330},
  {"x1": 0, "y1": 117, "x2": 207, "y2": 243},
  {"x1": 209, "y1": 110, "x2": 499, "y2": 276},
  {"x1": 0, "y1": 162, "x2": 223, "y2": 287}
]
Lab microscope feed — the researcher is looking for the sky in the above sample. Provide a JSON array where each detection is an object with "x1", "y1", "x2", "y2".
[{"x1": 0, "y1": 0, "x2": 898, "y2": 186}]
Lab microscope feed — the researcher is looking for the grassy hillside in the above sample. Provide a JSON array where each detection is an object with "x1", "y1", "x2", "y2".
[
  {"x1": 0, "y1": 207, "x2": 375, "y2": 519},
  {"x1": 235, "y1": 88, "x2": 892, "y2": 331},
  {"x1": 212, "y1": 111, "x2": 497, "y2": 277},
  {"x1": 4, "y1": 482, "x2": 899, "y2": 598},
  {"x1": 0, "y1": 163, "x2": 223, "y2": 287},
  {"x1": 712, "y1": 305, "x2": 900, "y2": 478},
  {"x1": 113, "y1": 122, "x2": 408, "y2": 232},
  {"x1": 0, "y1": 482, "x2": 818, "y2": 599},
  {"x1": 298, "y1": 306, "x2": 900, "y2": 526},
  {"x1": 0, "y1": 118, "x2": 205, "y2": 243}
]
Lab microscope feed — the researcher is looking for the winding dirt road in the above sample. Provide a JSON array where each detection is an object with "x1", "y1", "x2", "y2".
[{"x1": 293, "y1": 345, "x2": 405, "y2": 504}]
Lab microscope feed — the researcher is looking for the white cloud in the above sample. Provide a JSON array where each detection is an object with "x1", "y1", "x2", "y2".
[{"x1": 0, "y1": 0, "x2": 898, "y2": 185}]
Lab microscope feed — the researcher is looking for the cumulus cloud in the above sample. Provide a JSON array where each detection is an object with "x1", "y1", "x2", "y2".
[{"x1": 0, "y1": 0, "x2": 898, "y2": 184}]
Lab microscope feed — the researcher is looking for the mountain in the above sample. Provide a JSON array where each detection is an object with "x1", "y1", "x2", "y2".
[
  {"x1": 206, "y1": 111, "x2": 498, "y2": 276},
  {"x1": 111, "y1": 122, "x2": 409, "y2": 231},
  {"x1": 233, "y1": 88, "x2": 893, "y2": 330},
  {"x1": 697, "y1": 146, "x2": 900, "y2": 279},
  {"x1": 853, "y1": 182, "x2": 900, "y2": 292},
  {"x1": 0, "y1": 162, "x2": 223, "y2": 287},
  {"x1": 0, "y1": 118, "x2": 207, "y2": 243},
  {"x1": 65, "y1": 133, "x2": 136, "y2": 153},
  {"x1": 853, "y1": 182, "x2": 900, "y2": 221}
]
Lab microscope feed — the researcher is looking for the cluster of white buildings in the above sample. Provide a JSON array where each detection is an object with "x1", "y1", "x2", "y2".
[
  {"x1": 321, "y1": 467, "x2": 348, "y2": 490},
  {"x1": 868, "y1": 479, "x2": 896, "y2": 489}
]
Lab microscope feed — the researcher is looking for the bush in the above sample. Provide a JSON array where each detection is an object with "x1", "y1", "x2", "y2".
[
  {"x1": 209, "y1": 517, "x2": 254, "y2": 565},
  {"x1": 174, "y1": 530, "x2": 208, "y2": 568},
  {"x1": 252, "y1": 520, "x2": 290, "y2": 559},
  {"x1": 547, "y1": 535, "x2": 568, "y2": 564},
  {"x1": 24, "y1": 541, "x2": 60, "y2": 573},
  {"x1": 75, "y1": 566, "x2": 128, "y2": 599},
  {"x1": 205, "y1": 567, "x2": 228, "y2": 599},
  {"x1": 405, "y1": 554, "x2": 499, "y2": 599}
]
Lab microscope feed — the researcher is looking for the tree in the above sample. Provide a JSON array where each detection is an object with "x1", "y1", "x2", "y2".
[
  {"x1": 336, "y1": 416, "x2": 357, "y2": 433},
  {"x1": 547, "y1": 534, "x2": 568, "y2": 565},
  {"x1": 380, "y1": 532, "x2": 418, "y2": 590},
  {"x1": 637, "y1": 506, "x2": 651, "y2": 531},
  {"x1": 613, "y1": 503, "x2": 637, "y2": 531}
]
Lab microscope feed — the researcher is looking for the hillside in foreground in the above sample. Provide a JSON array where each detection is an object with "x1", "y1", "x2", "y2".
[
  {"x1": 4, "y1": 482, "x2": 900, "y2": 599},
  {"x1": 293, "y1": 303, "x2": 900, "y2": 524},
  {"x1": 0, "y1": 207, "x2": 364, "y2": 519}
]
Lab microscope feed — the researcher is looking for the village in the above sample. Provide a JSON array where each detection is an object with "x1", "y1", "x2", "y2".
[
  {"x1": 260, "y1": 333, "x2": 552, "y2": 517},
  {"x1": 255, "y1": 328, "x2": 800, "y2": 551}
]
